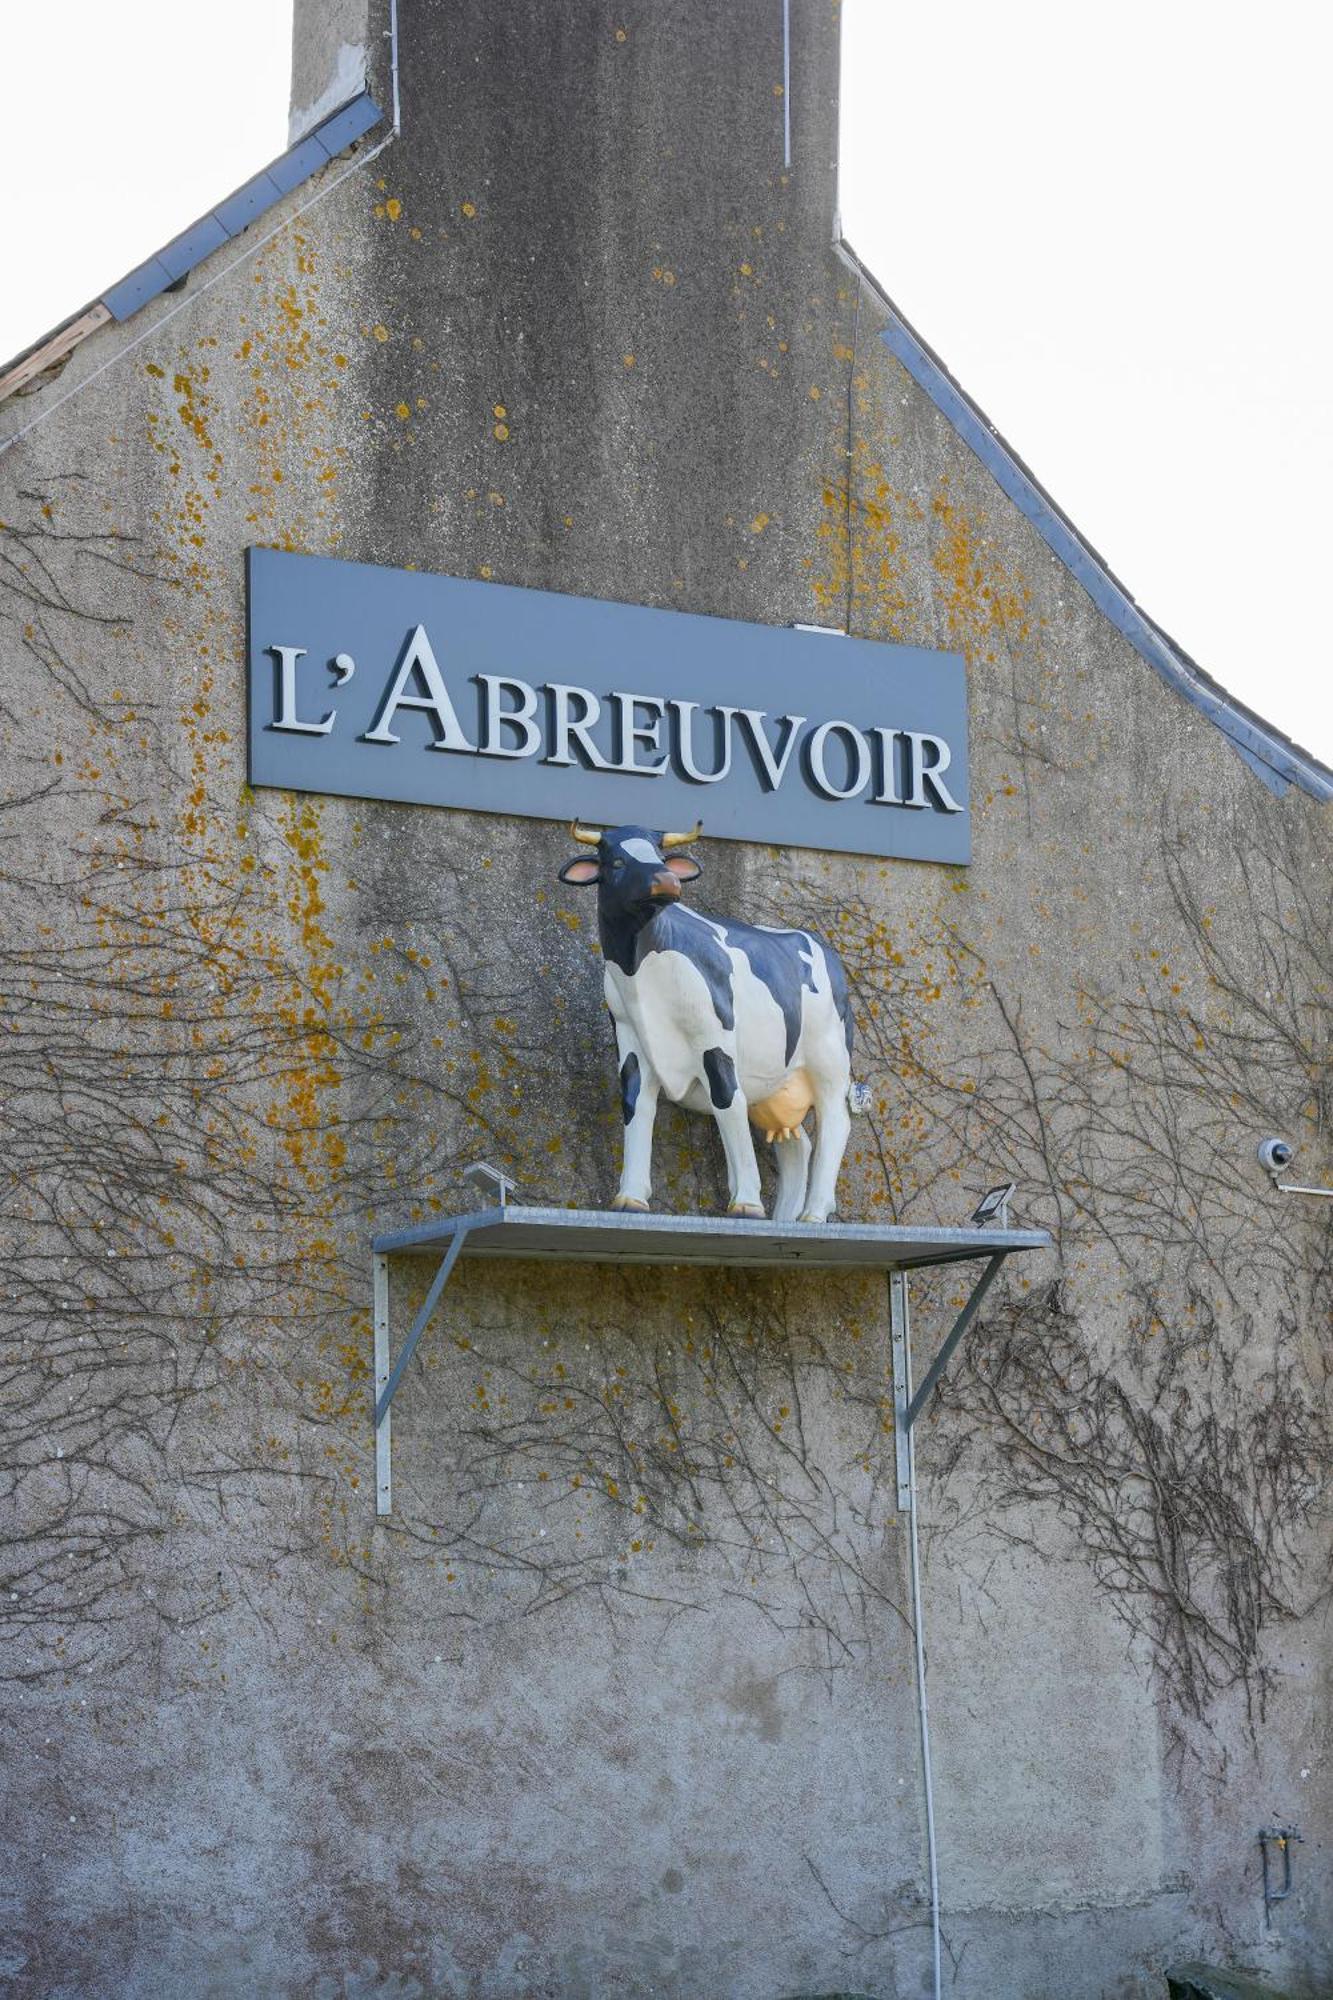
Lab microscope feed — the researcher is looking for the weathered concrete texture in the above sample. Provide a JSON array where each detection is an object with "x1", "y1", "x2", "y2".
[
  {"x1": 1, "y1": 2, "x2": 1331, "y2": 1997},
  {"x1": 289, "y1": 0, "x2": 373, "y2": 143},
  {"x1": 1168, "y1": 1966, "x2": 1299, "y2": 2000}
]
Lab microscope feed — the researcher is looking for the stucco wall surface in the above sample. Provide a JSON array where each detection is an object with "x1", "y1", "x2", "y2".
[{"x1": 1, "y1": 4, "x2": 1329, "y2": 1998}]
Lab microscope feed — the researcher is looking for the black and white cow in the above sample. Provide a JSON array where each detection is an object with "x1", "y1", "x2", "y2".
[{"x1": 559, "y1": 822, "x2": 857, "y2": 1223}]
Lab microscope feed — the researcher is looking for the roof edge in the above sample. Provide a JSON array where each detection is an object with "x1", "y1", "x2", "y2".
[
  {"x1": 0, "y1": 91, "x2": 383, "y2": 411},
  {"x1": 835, "y1": 238, "x2": 1333, "y2": 805}
]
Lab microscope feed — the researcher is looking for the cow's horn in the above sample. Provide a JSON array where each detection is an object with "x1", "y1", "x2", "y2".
[
  {"x1": 568, "y1": 821, "x2": 602, "y2": 846},
  {"x1": 661, "y1": 821, "x2": 704, "y2": 850}
]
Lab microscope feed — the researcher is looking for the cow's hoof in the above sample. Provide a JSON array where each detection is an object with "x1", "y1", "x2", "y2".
[
  {"x1": 612, "y1": 1195, "x2": 650, "y2": 1212},
  {"x1": 799, "y1": 1210, "x2": 831, "y2": 1224},
  {"x1": 728, "y1": 1202, "x2": 765, "y2": 1219}
]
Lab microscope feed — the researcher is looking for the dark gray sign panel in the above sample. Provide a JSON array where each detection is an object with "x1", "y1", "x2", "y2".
[{"x1": 246, "y1": 546, "x2": 970, "y2": 863}]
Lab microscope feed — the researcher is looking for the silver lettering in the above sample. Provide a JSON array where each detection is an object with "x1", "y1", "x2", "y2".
[
  {"x1": 735, "y1": 708, "x2": 805, "y2": 792},
  {"x1": 608, "y1": 691, "x2": 667, "y2": 775},
  {"x1": 904, "y1": 732, "x2": 963, "y2": 812},
  {"x1": 270, "y1": 645, "x2": 335, "y2": 735},
  {"x1": 806, "y1": 720, "x2": 871, "y2": 800},
  {"x1": 670, "y1": 700, "x2": 734, "y2": 784},
  {"x1": 545, "y1": 685, "x2": 613, "y2": 769},
  {"x1": 362, "y1": 626, "x2": 476, "y2": 750},
  {"x1": 871, "y1": 726, "x2": 904, "y2": 804},
  {"x1": 477, "y1": 675, "x2": 541, "y2": 758}
]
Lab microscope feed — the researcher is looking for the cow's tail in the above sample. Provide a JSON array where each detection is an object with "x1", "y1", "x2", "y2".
[{"x1": 847, "y1": 1081, "x2": 873, "y2": 1116}]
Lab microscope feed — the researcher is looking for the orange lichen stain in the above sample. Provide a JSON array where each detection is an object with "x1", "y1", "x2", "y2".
[
  {"x1": 930, "y1": 475, "x2": 1038, "y2": 672},
  {"x1": 622, "y1": 354, "x2": 636, "y2": 369},
  {"x1": 615, "y1": 25, "x2": 627, "y2": 40},
  {"x1": 372, "y1": 323, "x2": 390, "y2": 343},
  {"x1": 460, "y1": 200, "x2": 477, "y2": 218},
  {"x1": 809, "y1": 439, "x2": 915, "y2": 638},
  {"x1": 384, "y1": 197, "x2": 402, "y2": 220},
  {"x1": 493, "y1": 421, "x2": 509, "y2": 440},
  {"x1": 396, "y1": 402, "x2": 411, "y2": 421},
  {"x1": 123, "y1": 233, "x2": 409, "y2": 1562},
  {"x1": 750, "y1": 513, "x2": 770, "y2": 533}
]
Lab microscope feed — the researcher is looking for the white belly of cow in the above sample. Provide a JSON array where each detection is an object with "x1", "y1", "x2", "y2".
[{"x1": 607, "y1": 944, "x2": 836, "y2": 1113}]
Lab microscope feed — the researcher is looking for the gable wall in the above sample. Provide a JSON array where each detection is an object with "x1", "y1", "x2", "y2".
[{"x1": 2, "y1": 4, "x2": 1328, "y2": 1995}]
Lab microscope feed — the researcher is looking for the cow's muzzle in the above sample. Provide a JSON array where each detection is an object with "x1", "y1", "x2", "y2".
[{"x1": 649, "y1": 870, "x2": 681, "y2": 901}]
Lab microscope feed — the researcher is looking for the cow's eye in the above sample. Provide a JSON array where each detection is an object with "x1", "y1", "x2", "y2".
[{"x1": 611, "y1": 858, "x2": 624, "y2": 873}]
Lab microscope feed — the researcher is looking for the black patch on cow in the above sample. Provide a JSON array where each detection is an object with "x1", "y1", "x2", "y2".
[
  {"x1": 824, "y1": 941, "x2": 855, "y2": 1056},
  {"x1": 702, "y1": 1046, "x2": 737, "y2": 1109},
  {"x1": 593, "y1": 827, "x2": 685, "y2": 975},
  {"x1": 619, "y1": 1049, "x2": 641, "y2": 1125},
  {"x1": 634, "y1": 906, "x2": 736, "y2": 1031},
  {"x1": 717, "y1": 921, "x2": 818, "y2": 1064}
]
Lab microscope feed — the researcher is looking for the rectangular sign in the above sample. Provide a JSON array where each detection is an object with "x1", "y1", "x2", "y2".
[{"x1": 245, "y1": 547, "x2": 970, "y2": 863}]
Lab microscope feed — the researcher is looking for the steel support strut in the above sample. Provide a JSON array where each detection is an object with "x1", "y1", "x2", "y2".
[
  {"x1": 890, "y1": 1272, "x2": 913, "y2": 1511},
  {"x1": 373, "y1": 1224, "x2": 472, "y2": 1516},
  {"x1": 892, "y1": 1251, "x2": 1007, "y2": 1469}
]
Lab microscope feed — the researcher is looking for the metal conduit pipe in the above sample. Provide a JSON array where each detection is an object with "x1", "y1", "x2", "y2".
[{"x1": 900, "y1": 1279, "x2": 943, "y2": 2000}]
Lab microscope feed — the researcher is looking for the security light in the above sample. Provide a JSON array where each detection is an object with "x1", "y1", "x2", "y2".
[
  {"x1": 463, "y1": 1160, "x2": 517, "y2": 1207},
  {"x1": 969, "y1": 1183, "x2": 1016, "y2": 1229}
]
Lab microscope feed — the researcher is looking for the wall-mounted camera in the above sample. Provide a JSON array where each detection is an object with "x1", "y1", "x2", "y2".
[{"x1": 1257, "y1": 1137, "x2": 1294, "y2": 1177}]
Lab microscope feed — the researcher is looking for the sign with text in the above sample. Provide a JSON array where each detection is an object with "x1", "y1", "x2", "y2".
[{"x1": 246, "y1": 547, "x2": 970, "y2": 862}]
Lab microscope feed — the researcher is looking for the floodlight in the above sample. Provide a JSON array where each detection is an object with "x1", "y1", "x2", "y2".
[
  {"x1": 969, "y1": 1183, "x2": 1016, "y2": 1229},
  {"x1": 463, "y1": 1160, "x2": 517, "y2": 1207}
]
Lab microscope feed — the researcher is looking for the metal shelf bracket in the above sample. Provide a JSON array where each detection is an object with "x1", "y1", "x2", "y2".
[
  {"x1": 368, "y1": 1208, "x2": 1047, "y2": 1518},
  {"x1": 890, "y1": 1251, "x2": 1007, "y2": 1508},
  {"x1": 373, "y1": 1224, "x2": 473, "y2": 1516}
]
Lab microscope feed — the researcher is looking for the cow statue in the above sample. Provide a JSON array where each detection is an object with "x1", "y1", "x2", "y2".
[{"x1": 558, "y1": 820, "x2": 861, "y2": 1223}]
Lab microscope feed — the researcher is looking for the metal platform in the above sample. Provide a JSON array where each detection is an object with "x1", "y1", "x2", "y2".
[
  {"x1": 372, "y1": 1204, "x2": 1050, "y2": 1269},
  {"x1": 370, "y1": 1205, "x2": 1053, "y2": 1515}
]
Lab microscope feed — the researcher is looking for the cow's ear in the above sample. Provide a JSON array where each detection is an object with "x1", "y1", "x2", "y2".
[
  {"x1": 664, "y1": 854, "x2": 701, "y2": 882},
  {"x1": 559, "y1": 856, "x2": 602, "y2": 886}
]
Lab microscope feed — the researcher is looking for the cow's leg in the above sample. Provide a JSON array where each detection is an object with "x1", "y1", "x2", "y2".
[
  {"x1": 802, "y1": 1086, "x2": 851, "y2": 1223},
  {"x1": 701, "y1": 1046, "x2": 764, "y2": 1217},
  {"x1": 613, "y1": 1046, "x2": 660, "y2": 1211},
  {"x1": 771, "y1": 1126, "x2": 812, "y2": 1223}
]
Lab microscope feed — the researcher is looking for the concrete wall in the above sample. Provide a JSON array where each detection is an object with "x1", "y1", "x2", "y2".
[{"x1": 2, "y1": 4, "x2": 1329, "y2": 1996}]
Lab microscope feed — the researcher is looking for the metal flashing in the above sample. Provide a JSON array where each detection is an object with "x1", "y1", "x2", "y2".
[
  {"x1": 99, "y1": 90, "x2": 383, "y2": 325},
  {"x1": 212, "y1": 169, "x2": 283, "y2": 237},
  {"x1": 309, "y1": 93, "x2": 382, "y2": 160},
  {"x1": 841, "y1": 251, "x2": 1333, "y2": 804},
  {"x1": 157, "y1": 215, "x2": 230, "y2": 283}
]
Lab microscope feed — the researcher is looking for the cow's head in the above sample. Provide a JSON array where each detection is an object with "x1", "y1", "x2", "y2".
[{"x1": 558, "y1": 822, "x2": 702, "y2": 930}]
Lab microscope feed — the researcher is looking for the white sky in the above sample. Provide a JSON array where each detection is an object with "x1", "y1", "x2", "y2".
[
  {"x1": 3, "y1": 2, "x2": 1329, "y2": 765},
  {"x1": 841, "y1": 0, "x2": 1332, "y2": 765},
  {"x1": 1, "y1": 3, "x2": 291, "y2": 365}
]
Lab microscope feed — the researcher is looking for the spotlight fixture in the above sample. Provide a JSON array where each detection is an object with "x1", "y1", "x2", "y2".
[
  {"x1": 463, "y1": 1160, "x2": 517, "y2": 1208},
  {"x1": 969, "y1": 1183, "x2": 1017, "y2": 1229}
]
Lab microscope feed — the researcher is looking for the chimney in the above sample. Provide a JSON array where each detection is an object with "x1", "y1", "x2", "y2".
[{"x1": 289, "y1": 0, "x2": 378, "y2": 144}]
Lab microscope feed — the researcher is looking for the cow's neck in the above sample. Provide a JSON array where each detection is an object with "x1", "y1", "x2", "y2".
[{"x1": 599, "y1": 903, "x2": 673, "y2": 977}]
